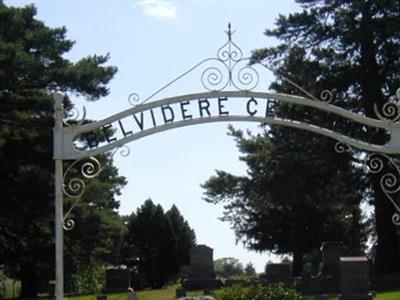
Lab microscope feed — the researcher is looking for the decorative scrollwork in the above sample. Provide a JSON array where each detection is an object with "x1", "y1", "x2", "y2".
[
  {"x1": 373, "y1": 89, "x2": 400, "y2": 122},
  {"x1": 62, "y1": 156, "x2": 102, "y2": 231},
  {"x1": 365, "y1": 153, "x2": 385, "y2": 174},
  {"x1": 63, "y1": 105, "x2": 87, "y2": 127},
  {"x1": 392, "y1": 213, "x2": 400, "y2": 226},
  {"x1": 63, "y1": 156, "x2": 102, "y2": 199},
  {"x1": 62, "y1": 147, "x2": 131, "y2": 231},
  {"x1": 217, "y1": 24, "x2": 242, "y2": 63},
  {"x1": 63, "y1": 177, "x2": 85, "y2": 199},
  {"x1": 334, "y1": 141, "x2": 353, "y2": 154},
  {"x1": 110, "y1": 145, "x2": 131, "y2": 159},
  {"x1": 374, "y1": 102, "x2": 400, "y2": 122},
  {"x1": 364, "y1": 153, "x2": 400, "y2": 225},
  {"x1": 232, "y1": 64, "x2": 260, "y2": 91},
  {"x1": 63, "y1": 219, "x2": 75, "y2": 231},
  {"x1": 320, "y1": 90, "x2": 334, "y2": 104},
  {"x1": 201, "y1": 65, "x2": 228, "y2": 91},
  {"x1": 128, "y1": 93, "x2": 141, "y2": 107}
]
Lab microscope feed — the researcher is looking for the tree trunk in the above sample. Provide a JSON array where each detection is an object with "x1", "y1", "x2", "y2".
[
  {"x1": 292, "y1": 249, "x2": 303, "y2": 277},
  {"x1": 20, "y1": 261, "x2": 38, "y2": 298},
  {"x1": 373, "y1": 183, "x2": 400, "y2": 273},
  {"x1": 360, "y1": 2, "x2": 400, "y2": 274}
]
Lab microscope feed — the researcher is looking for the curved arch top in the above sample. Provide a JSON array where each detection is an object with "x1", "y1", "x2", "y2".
[{"x1": 55, "y1": 91, "x2": 399, "y2": 160}]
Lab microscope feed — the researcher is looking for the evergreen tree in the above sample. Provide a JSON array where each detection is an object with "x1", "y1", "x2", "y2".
[
  {"x1": 251, "y1": 0, "x2": 400, "y2": 274},
  {"x1": 165, "y1": 205, "x2": 197, "y2": 279},
  {"x1": 244, "y1": 263, "x2": 256, "y2": 277},
  {"x1": 203, "y1": 124, "x2": 367, "y2": 276},
  {"x1": 124, "y1": 199, "x2": 196, "y2": 288},
  {"x1": 0, "y1": 3, "x2": 120, "y2": 296},
  {"x1": 214, "y1": 257, "x2": 244, "y2": 279}
]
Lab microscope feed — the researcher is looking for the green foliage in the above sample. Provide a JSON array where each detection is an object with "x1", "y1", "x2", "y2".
[
  {"x1": 0, "y1": 2, "x2": 121, "y2": 297},
  {"x1": 251, "y1": 0, "x2": 400, "y2": 274},
  {"x1": 215, "y1": 284, "x2": 302, "y2": 300},
  {"x1": 203, "y1": 124, "x2": 367, "y2": 276},
  {"x1": 244, "y1": 263, "x2": 257, "y2": 277},
  {"x1": 214, "y1": 257, "x2": 244, "y2": 279},
  {"x1": 123, "y1": 199, "x2": 196, "y2": 289},
  {"x1": 215, "y1": 285, "x2": 248, "y2": 300},
  {"x1": 66, "y1": 263, "x2": 105, "y2": 295}
]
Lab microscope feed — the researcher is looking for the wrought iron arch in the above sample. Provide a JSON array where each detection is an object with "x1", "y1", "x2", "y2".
[{"x1": 53, "y1": 23, "x2": 400, "y2": 300}]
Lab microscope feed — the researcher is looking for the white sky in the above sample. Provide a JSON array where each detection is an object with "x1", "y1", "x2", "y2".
[{"x1": 6, "y1": 0, "x2": 301, "y2": 272}]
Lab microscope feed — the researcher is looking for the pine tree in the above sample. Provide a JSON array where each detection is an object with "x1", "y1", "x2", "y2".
[
  {"x1": 124, "y1": 200, "x2": 196, "y2": 288},
  {"x1": 0, "y1": 3, "x2": 120, "y2": 296},
  {"x1": 251, "y1": 0, "x2": 400, "y2": 274}
]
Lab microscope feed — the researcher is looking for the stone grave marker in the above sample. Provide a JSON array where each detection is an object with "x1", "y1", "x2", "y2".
[
  {"x1": 127, "y1": 290, "x2": 137, "y2": 300},
  {"x1": 182, "y1": 245, "x2": 222, "y2": 290},
  {"x1": 48, "y1": 280, "x2": 56, "y2": 299},
  {"x1": 339, "y1": 257, "x2": 373, "y2": 300},
  {"x1": 105, "y1": 269, "x2": 131, "y2": 293},
  {"x1": 265, "y1": 263, "x2": 291, "y2": 284},
  {"x1": 97, "y1": 295, "x2": 107, "y2": 300},
  {"x1": 176, "y1": 288, "x2": 186, "y2": 298},
  {"x1": 321, "y1": 241, "x2": 343, "y2": 278}
]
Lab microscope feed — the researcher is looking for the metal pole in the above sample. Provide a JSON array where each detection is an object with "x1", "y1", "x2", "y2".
[{"x1": 53, "y1": 92, "x2": 64, "y2": 300}]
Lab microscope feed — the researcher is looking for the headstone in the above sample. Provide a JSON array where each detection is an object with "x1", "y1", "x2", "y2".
[
  {"x1": 105, "y1": 269, "x2": 131, "y2": 293},
  {"x1": 265, "y1": 263, "x2": 291, "y2": 284},
  {"x1": 182, "y1": 245, "x2": 222, "y2": 290},
  {"x1": 48, "y1": 280, "x2": 56, "y2": 299},
  {"x1": 321, "y1": 242, "x2": 343, "y2": 278},
  {"x1": 127, "y1": 290, "x2": 137, "y2": 300},
  {"x1": 176, "y1": 288, "x2": 186, "y2": 298},
  {"x1": 97, "y1": 295, "x2": 107, "y2": 300},
  {"x1": 339, "y1": 257, "x2": 373, "y2": 300}
]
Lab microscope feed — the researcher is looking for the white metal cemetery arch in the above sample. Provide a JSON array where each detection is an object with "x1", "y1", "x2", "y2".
[{"x1": 53, "y1": 24, "x2": 400, "y2": 300}]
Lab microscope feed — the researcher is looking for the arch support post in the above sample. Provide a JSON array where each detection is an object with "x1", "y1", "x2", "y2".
[{"x1": 53, "y1": 92, "x2": 64, "y2": 300}]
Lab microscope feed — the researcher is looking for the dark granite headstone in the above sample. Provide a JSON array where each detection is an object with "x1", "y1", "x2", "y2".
[
  {"x1": 127, "y1": 291, "x2": 137, "y2": 300},
  {"x1": 97, "y1": 295, "x2": 107, "y2": 300},
  {"x1": 105, "y1": 269, "x2": 131, "y2": 293},
  {"x1": 265, "y1": 263, "x2": 291, "y2": 284},
  {"x1": 176, "y1": 288, "x2": 186, "y2": 298},
  {"x1": 48, "y1": 280, "x2": 55, "y2": 299},
  {"x1": 339, "y1": 257, "x2": 373, "y2": 300},
  {"x1": 321, "y1": 242, "x2": 343, "y2": 278},
  {"x1": 182, "y1": 245, "x2": 222, "y2": 290}
]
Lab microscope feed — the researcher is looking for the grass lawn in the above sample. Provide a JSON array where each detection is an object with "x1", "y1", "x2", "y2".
[
  {"x1": 65, "y1": 288, "x2": 400, "y2": 300},
  {"x1": 67, "y1": 286, "x2": 203, "y2": 300},
  {"x1": 2, "y1": 286, "x2": 396, "y2": 300},
  {"x1": 376, "y1": 290, "x2": 400, "y2": 300}
]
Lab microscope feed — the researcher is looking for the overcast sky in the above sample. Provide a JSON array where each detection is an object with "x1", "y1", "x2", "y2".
[{"x1": 6, "y1": 0, "x2": 301, "y2": 272}]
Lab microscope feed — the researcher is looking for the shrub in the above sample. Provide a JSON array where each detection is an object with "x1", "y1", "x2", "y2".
[
  {"x1": 215, "y1": 283, "x2": 302, "y2": 300},
  {"x1": 215, "y1": 285, "x2": 249, "y2": 300},
  {"x1": 247, "y1": 284, "x2": 302, "y2": 300}
]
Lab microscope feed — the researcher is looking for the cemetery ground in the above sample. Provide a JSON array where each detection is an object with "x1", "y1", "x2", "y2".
[
  {"x1": 65, "y1": 287, "x2": 400, "y2": 300},
  {"x1": 2, "y1": 285, "x2": 400, "y2": 300}
]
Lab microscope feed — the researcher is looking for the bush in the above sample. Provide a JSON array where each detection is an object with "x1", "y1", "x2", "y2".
[
  {"x1": 215, "y1": 283, "x2": 302, "y2": 300},
  {"x1": 215, "y1": 285, "x2": 249, "y2": 300}
]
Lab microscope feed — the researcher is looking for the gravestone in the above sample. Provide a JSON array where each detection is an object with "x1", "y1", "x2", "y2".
[
  {"x1": 48, "y1": 280, "x2": 56, "y2": 299},
  {"x1": 321, "y1": 241, "x2": 343, "y2": 278},
  {"x1": 265, "y1": 263, "x2": 291, "y2": 284},
  {"x1": 182, "y1": 245, "x2": 222, "y2": 290},
  {"x1": 127, "y1": 290, "x2": 137, "y2": 300},
  {"x1": 339, "y1": 257, "x2": 373, "y2": 300},
  {"x1": 105, "y1": 269, "x2": 131, "y2": 293},
  {"x1": 176, "y1": 288, "x2": 186, "y2": 298}
]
